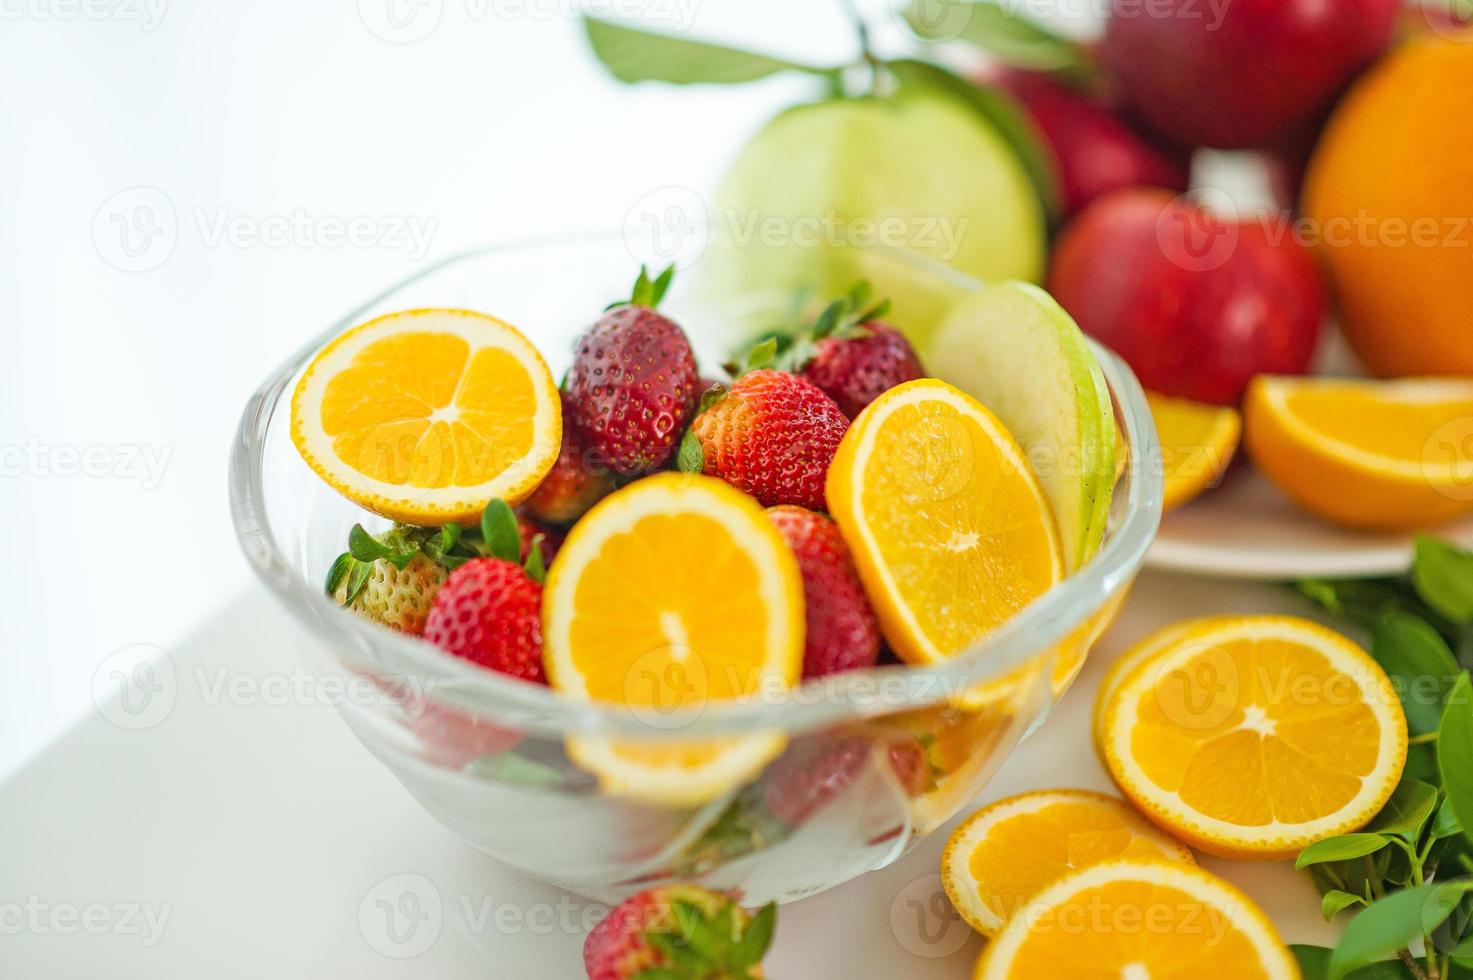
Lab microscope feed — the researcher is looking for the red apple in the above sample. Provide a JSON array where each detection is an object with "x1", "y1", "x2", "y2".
[
  {"x1": 1100, "y1": 0, "x2": 1400, "y2": 149},
  {"x1": 1047, "y1": 188, "x2": 1326, "y2": 405},
  {"x1": 985, "y1": 67, "x2": 1190, "y2": 219}
]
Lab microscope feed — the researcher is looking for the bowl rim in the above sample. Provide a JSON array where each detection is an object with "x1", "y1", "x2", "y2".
[{"x1": 228, "y1": 232, "x2": 1163, "y2": 739}]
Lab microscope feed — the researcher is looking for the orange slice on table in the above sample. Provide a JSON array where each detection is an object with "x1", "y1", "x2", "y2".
[
  {"x1": 942, "y1": 789, "x2": 1194, "y2": 937},
  {"x1": 1146, "y1": 392, "x2": 1241, "y2": 511},
  {"x1": 542, "y1": 473, "x2": 804, "y2": 806},
  {"x1": 974, "y1": 859, "x2": 1300, "y2": 979},
  {"x1": 825, "y1": 379, "x2": 1064, "y2": 666},
  {"x1": 1101, "y1": 615, "x2": 1406, "y2": 859},
  {"x1": 1244, "y1": 375, "x2": 1473, "y2": 530},
  {"x1": 291, "y1": 309, "x2": 561, "y2": 525}
]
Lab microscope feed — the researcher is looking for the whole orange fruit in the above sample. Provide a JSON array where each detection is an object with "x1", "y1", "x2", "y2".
[{"x1": 1303, "y1": 32, "x2": 1473, "y2": 377}]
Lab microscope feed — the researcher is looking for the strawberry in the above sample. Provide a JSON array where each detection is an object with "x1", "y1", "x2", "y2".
[
  {"x1": 583, "y1": 885, "x2": 775, "y2": 980},
  {"x1": 326, "y1": 525, "x2": 450, "y2": 635},
  {"x1": 767, "y1": 506, "x2": 879, "y2": 678},
  {"x1": 794, "y1": 283, "x2": 923, "y2": 419},
  {"x1": 565, "y1": 266, "x2": 700, "y2": 476},
  {"x1": 761, "y1": 736, "x2": 871, "y2": 827},
  {"x1": 681, "y1": 370, "x2": 847, "y2": 510},
  {"x1": 524, "y1": 393, "x2": 619, "y2": 525},
  {"x1": 422, "y1": 500, "x2": 549, "y2": 684}
]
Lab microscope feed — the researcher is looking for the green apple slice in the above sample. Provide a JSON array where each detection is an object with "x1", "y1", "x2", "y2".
[{"x1": 925, "y1": 282, "x2": 1116, "y2": 571}]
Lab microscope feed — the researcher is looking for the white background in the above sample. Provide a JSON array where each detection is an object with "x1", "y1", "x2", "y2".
[{"x1": 1, "y1": 0, "x2": 1083, "y2": 779}]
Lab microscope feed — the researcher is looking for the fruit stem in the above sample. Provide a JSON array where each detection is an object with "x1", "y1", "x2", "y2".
[{"x1": 837, "y1": 0, "x2": 880, "y2": 95}]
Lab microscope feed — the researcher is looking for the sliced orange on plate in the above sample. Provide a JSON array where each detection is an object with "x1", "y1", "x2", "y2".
[
  {"x1": 542, "y1": 472, "x2": 804, "y2": 805},
  {"x1": 1244, "y1": 375, "x2": 1473, "y2": 530},
  {"x1": 1146, "y1": 392, "x2": 1241, "y2": 512},
  {"x1": 825, "y1": 379, "x2": 1064, "y2": 666},
  {"x1": 974, "y1": 859, "x2": 1299, "y2": 979},
  {"x1": 291, "y1": 309, "x2": 561, "y2": 525},
  {"x1": 1100, "y1": 615, "x2": 1406, "y2": 859},
  {"x1": 942, "y1": 789, "x2": 1193, "y2": 936}
]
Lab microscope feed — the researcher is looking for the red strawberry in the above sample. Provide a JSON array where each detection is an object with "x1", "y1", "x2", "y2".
[
  {"x1": 792, "y1": 285, "x2": 923, "y2": 419},
  {"x1": 565, "y1": 266, "x2": 700, "y2": 476},
  {"x1": 524, "y1": 393, "x2": 618, "y2": 525},
  {"x1": 767, "y1": 506, "x2": 879, "y2": 678},
  {"x1": 761, "y1": 736, "x2": 870, "y2": 827},
  {"x1": 423, "y1": 558, "x2": 545, "y2": 684},
  {"x1": 683, "y1": 370, "x2": 847, "y2": 511},
  {"x1": 584, "y1": 885, "x2": 774, "y2": 980}
]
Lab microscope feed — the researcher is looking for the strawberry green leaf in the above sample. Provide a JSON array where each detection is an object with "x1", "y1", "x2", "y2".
[
  {"x1": 481, "y1": 500, "x2": 522, "y2": 564},
  {"x1": 697, "y1": 383, "x2": 727, "y2": 413},
  {"x1": 734, "y1": 902, "x2": 776, "y2": 967},
  {"x1": 324, "y1": 552, "x2": 355, "y2": 596},
  {"x1": 585, "y1": 16, "x2": 840, "y2": 86},
  {"x1": 677, "y1": 429, "x2": 704, "y2": 474},
  {"x1": 344, "y1": 560, "x2": 373, "y2": 604},
  {"x1": 439, "y1": 522, "x2": 462, "y2": 555},
  {"x1": 348, "y1": 524, "x2": 391, "y2": 563},
  {"x1": 523, "y1": 536, "x2": 547, "y2": 585}
]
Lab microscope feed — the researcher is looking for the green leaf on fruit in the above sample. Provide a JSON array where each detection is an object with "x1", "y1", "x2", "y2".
[
  {"x1": 677, "y1": 429, "x2": 704, "y2": 474},
  {"x1": 584, "y1": 16, "x2": 839, "y2": 86},
  {"x1": 1297, "y1": 834, "x2": 1392, "y2": 869},
  {"x1": 626, "y1": 264, "x2": 676, "y2": 310},
  {"x1": 1415, "y1": 536, "x2": 1473, "y2": 623},
  {"x1": 348, "y1": 524, "x2": 390, "y2": 563},
  {"x1": 344, "y1": 560, "x2": 373, "y2": 604},
  {"x1": 886, "y1": 58, "x2": 1060, "y2": 220},
  {"x1": 480, "y1": 499, "x2": 522, "y2": 564},
  {"x1": 522, "y1": 536, "x2": 547, "y2": 585},
  {"x1": 902, "y1": 0, "x2": 1094, "y2": 81},
  {"x1": 439, "y1": 522, "x2": 462, "y2": 555},
  {"x1": 735, "y1": 902, "x2": 776, "y2": 967},
  {"x1": 1439, "y1": 672, "x2": 1473, "y2": 848},
  {"x1": 324, "y1": 552, "x2": 355, "y2": 596}
]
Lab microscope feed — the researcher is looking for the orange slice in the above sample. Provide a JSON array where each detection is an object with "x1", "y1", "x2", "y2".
[
  {"x1": 1147, "y1": 392, "x2": 1241, "y2": 512},
  {"x1": 1101, "y1": 615, "x2": 1406, "y2": 859},
  {"x1": 291, "y1": 309, "x2": 561, "y2": 525},
  {"x1": 825, "y1": 379, "x2": 1064, "y2": 665},
  {"x1": 974, "y1": 859, "x2": 1299, "y2": 979},
  {"x1": 542, "y1": 473, "x2": 804, "y2": 805},
  {"x1": 1244, "y1": 375, "x2": 1473, "y2": 530},
  {"x1": 942, "y1": 789, "x2": 1193, "y2": 936}
]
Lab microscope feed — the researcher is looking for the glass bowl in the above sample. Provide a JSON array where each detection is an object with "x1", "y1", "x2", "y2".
[{"x1": 229, "y1": 233, "x2": 1162, "y2": 906}]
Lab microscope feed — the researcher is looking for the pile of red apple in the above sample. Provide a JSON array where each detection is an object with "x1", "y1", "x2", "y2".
[{"x1": 967, "y1": 0, "x2": 1411, "y2": 405}]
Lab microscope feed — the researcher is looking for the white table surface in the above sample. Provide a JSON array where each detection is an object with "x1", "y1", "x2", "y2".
[{"x1": 0, "y1": 570, "x2": 1340, "y2": 978}]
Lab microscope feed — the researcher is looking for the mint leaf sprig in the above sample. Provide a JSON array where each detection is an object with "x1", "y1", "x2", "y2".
[{"x1": 1293, "y1": 536, "x2": 1473, "y2": 980}]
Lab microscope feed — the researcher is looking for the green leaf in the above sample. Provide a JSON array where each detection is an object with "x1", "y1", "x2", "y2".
[
  {"x1": 1374, "y1": 612, "x2": 1460, "y2": 735},
  {"x1": 697, "y1": 383, "x2": 727, "y2": 414},
  {"x1": 1435, "y1": 797, "x2": 1465, "y2": 840},
  {"x1": 1370, "y1": 778, "x2": 1439, "y2": 841},
  {"x1": 439, "y1": 522, "x2": 462, "y2": 555},
  {"x1": 887, "y1": 58, "x2": 1060, "y2": 220},
  {"x1": 1324, "y1": 890, "x2": 1368, "y2": 920},
  {"x1": 465, "y1": 753, "x2": 562, "y2": 787},
  {"x1": 344, "y1": 559, "x2": 373, "y2": 604},
  {"x1": 324, "y1": 553, "x2": 355, "y2": 596},
  {"x1": 1298, "y1": 834, "x2": 1393, "y2": 869},
  {"x1": 1406, "y1": 741, "x2": 1441, "y2": 785},
  {"x1": 734, "y1": 902, "x2": 776, "y2": 967},
  {"x1": 522, "y1": 537, "x2": 547, "y2": 586},
  {"x1": 677, "y1": 429, "x2": 704, "y2": 474},
  {"x1": 902, "y1": 0, "x2": 1093, "y2": 80},
  {"x1": 584, "y1": 16, "x2": 838, "y2": 86},
  {"x1": 1294, "y1": 945, "x2": 1417, "y2": 980},
  {"x1": 1415, "y1": 536, "x2": 1473, "y2": 623},
  {"x1": 1330, "y1": 881, "x2": 1473, "y2": 979},
  {"x1": 347, "y1": 524, "x2": 391, "y2": 563},
  {"x1": 480, "y1": 499, "x2": 521, "y2": 564},
  {"x1": 1440, "y1": 673, "x2": 1473, "y2": 848}
]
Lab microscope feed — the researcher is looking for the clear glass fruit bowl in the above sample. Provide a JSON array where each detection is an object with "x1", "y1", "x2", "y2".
[{"x1": 229, "y1": 233, "x2": 1162, "y2": 906}]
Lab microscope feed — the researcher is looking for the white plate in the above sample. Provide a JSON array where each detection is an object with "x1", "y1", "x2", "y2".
[{"x1": 1148, "y1": 465, "x2": 1473, "y2": 580}]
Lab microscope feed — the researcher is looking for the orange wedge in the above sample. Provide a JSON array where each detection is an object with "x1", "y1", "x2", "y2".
[
  {"x1": 826, "y1": 379, "x2": 1064, "y2": 665},
  {"x1": 1101, "y1": 615, "x2": 1406, "y2": 859},
  {"x1": 974, "y1": 859, "x2": 1299, "y2": 979},
  {"x1": 1147, "y1": 392, "x2": 1241, "y2": 511},
  {"x1": 542, "y1": 473, "x2": 804, "y2": 805},
  {"x1": 1244, "y1": 375, "x2": 1473, "y2": 530},
  {"x1": 291, "y1": 309, "x2": 561, "y2": 525},
  {"x1": 942, "y1": 789, "x2": 1193, "y2": 936}
]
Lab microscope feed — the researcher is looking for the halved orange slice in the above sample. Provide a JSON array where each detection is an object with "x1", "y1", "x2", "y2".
[
  {"x1": 1101, "y1": 615, "x2": 1406, "y2": 859},
  {"x1": 974, "y1": 859, "x2": 1299, "y2": 979},
  {"x1": 542, "y1": 473, "x2": 804, "y2": 805},
  {"x1": 1147, "y1": 392, "x2": 1241, "y2": 512},
  {"x1": 1244, "y1": 375, "x2": 1473, "y2": 529},
  {"x1": 942, "y1": 789, "x2": 1193, "y2": 936},
  {"x1": 826, "y1": 379, "x2": 1064, "y2": 666},
  {"x1": 291, "y1": 309, "x2": 561, "y2": 525}
]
